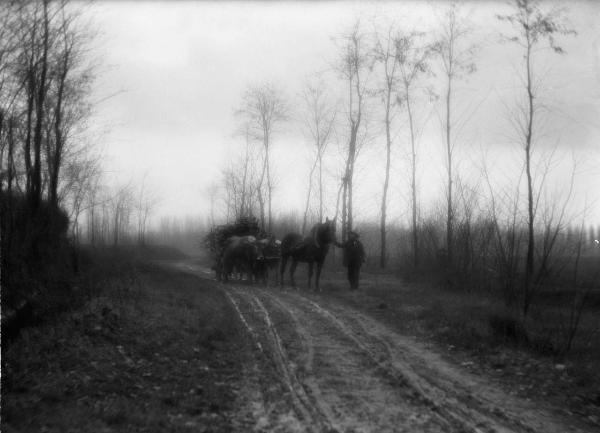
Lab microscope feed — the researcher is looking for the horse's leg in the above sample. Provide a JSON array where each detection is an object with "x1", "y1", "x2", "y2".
[
  {"x1": 235, "y1": 263, "x2": 241, "y2": 281},
  {"x1": 346, "y1": 265, "x2": 353, "y2": 289},
  {"x1": 315, "y1": 260, "x2": 323, "y2": 291},
  {"x1": 308, "y1": 261, "x2": 313, "y2": 290},
  {"x1": 280, "y1": 255, "x2": 288, "y2": 289},
  {"x1": 273, "y1": 260, "x2": 280, "y2": 287},
  {"x1": 223, "y1": 262, "x2": 230, "y2": 283},
  {"x1": 262, "y1": 262, "x2": 268, "y2": 286},
  {"x1": 290, "y1": 259, "x2": 298, "y2": 289}
]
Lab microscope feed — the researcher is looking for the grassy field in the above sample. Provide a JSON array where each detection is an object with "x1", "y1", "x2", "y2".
[{"x1": 2, "y1": 257, "x2": 249, "y2": 432}]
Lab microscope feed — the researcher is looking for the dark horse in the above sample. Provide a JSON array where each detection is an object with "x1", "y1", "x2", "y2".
[{"x1": 280, "y1": 218, "x2": 337, "y2": 290}]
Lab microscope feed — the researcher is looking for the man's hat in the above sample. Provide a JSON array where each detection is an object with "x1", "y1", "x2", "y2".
[{"x1": 348, "y1": 230, "x2": 359, "y2": 238}]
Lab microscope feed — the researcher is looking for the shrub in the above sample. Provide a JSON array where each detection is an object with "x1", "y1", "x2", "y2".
[{"x1": 1, "y1": 192, "x2": 76, "y2": 341}]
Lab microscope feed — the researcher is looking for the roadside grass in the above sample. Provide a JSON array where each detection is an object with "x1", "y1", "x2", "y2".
[
  {"x1": 2, "y1": 259, "x2": 248, "y2": 433},
  {"x1": 306, "y1": 267, "x2": 600, "y2": 426}
]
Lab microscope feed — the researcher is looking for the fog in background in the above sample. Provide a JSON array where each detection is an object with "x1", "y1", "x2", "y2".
[{"x1": 86, "y1": 1, "x2": 600, "y2": 229}]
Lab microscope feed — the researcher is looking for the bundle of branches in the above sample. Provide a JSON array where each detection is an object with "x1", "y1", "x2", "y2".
[{"x1": 203, "y1": 216, "x2": 261, "y2": 258}]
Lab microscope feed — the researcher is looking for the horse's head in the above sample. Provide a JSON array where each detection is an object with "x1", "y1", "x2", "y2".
[{"x1": 314, "y1": 217, "x2": 337, "y2": 246}]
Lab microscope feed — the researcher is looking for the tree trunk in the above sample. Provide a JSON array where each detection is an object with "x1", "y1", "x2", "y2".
[
  {"x1": 380, "y1": 86, "x2": 392, "y2": 269},
  {"x1": 113, "y1": 208, "x2": 119, "y2": 246},
  {"x1": 5, "y1": 117, "x2": 15, "y2": 262},
  {"x1": 267, "y1": 156, "x2": 272, "y2": 233},
  {"x1": 240, "y1": 128, "x2": 250, "y2": 217},
  {"x1": 347, "y1": 143, "x2": 355, "y2": 235},
  {"x1": 24, "y1": 73, "x2": 34, "y2": 195},
  {"x1": 0, "y1": 111, "x2": 4, "y2": 187},
  {"x1": 524, "y1": 40, "x2": 535, "y2": 317},
  {"x1": 31, "y1": 0, "x2": 50, "y2": 210},
  {"x1": 406, "y1": 87, "x2": 418, "y2": 268},
  {"x1": 50, "y1": 50, "x2": 69, "y2": 207},
  {"x1": 7, "y1": 116, "x2": 15, "y2": 194},
  {"x1": 264, "y1": 133, "x2": 272, "y2": 233},
  {"x1": 302, "y1": 156, "x2": 318, "y2": 234},
  {"x1": 89, "y1": 205, "x2": 95, "y2": 245},
  {"x1": 445, "y1": 71, "x2": 453, "y2": 267},
  {"x1": 257, "y1": 146, "x2": 267, "y2": 231},
  {"x1": 341, "y1": 173, "x2": 348, "y2": 242},
  {"x1": 318, "y1": 151, "x2": 323, "y2": 222}
]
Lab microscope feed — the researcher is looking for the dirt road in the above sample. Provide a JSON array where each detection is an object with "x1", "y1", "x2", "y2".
[{"x1": 175, "y1": 262, "x2": 592, "y2": 433}]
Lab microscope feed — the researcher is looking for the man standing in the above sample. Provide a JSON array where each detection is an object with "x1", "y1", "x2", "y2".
[{"x1": 339, "y1": 231, "x2": 366, "y2": 290}]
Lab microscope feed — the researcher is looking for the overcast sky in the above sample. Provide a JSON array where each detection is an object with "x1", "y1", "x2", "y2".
[{"x1": 86, "y1": 0, "x2": 600, "y2": 227}]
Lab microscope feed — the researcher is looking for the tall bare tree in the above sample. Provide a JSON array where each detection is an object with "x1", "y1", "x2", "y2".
[
  {"x1": 372, "y1": 24, "x2": 401, "y2": 268},
  {"x1": 338, "y1": 22, "x2": 369, "y2": 242},
  {"x1": 30, "y1": 0, "x2": 51, "y2": 210},
  {"x1": 433, "y1": 3, "x2": 477, "y2": 267},
  {"x1": 300, "y1": 78, "x2": 336, "y2": 233},
  {"x1": 395, "y1": 31, "x2": 434, "y2": 268},
  {"x1": 0, "y1": 0, "x2": 94, "y2": 205},
  {"x1": 498, "y1": 0, "x2": 575, "y2": 316},
  {"x1": 46, "y1": 6, "x2": 94, "y2": 208},
  {"x1": 236, "y1": 83, "x2": 288, "y2": 233}
]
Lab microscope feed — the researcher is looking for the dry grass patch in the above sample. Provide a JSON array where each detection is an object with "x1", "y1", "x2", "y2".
[{"x1": 2, "y1": 264, "x2": 249, "y2": 433}]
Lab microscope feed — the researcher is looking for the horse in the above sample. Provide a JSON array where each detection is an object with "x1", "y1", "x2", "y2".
[
  {"x1": 280, "y1": 218, "x2": 337, "y2": 291},
  {"x1": 220, "y1": 235, "x2": 264, "y2": 283},
  {"x1": 255, "y1": 237, "x2": 282, "y2": 286}
]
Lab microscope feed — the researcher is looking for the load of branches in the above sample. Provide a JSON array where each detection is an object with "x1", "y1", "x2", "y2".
[{"x1": 204, "y1": 215, "x2": 261, "y2": 258}]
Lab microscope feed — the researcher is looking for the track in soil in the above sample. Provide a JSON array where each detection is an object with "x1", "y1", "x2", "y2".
[{"x1": 173, "y1": 263, "x2": 593, "y2": 433}]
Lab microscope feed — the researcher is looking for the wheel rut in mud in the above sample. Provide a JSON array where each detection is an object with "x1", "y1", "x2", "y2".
[
  {"x1": 224, "y1": 285, "x2": 490, "y2": 432},
  {"x1": 221, "y1": 283, "x2": 592, "y2": 433},
  {"x1": 173, "y1": 263, "x2": 593, "y2": 433}
]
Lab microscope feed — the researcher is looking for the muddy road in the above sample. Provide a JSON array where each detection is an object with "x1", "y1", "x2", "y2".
[{"x1": 173, "y1": 262, "x2": 592, "y2": 433}]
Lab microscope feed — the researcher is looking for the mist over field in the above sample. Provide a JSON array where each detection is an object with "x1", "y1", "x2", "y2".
[{"x1": 85, "y1": 1, "x2": 600, "y2": 232}]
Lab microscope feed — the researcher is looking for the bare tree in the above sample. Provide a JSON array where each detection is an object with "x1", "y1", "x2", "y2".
[
  {"x1": 372, "y1": 23, "x2": 401, "y2": 268},
  {"x1": 498, "y1": 0, "x2": 575, "y2": 316},
  {"x1": 236, "y1": 82, "x2": 288, "y2": 233},
  {"x1": 338, "y1": 22, "x2": 370, "y2": 242},
  {"x1": 135, "y1": 174, "x2": 159, "y2": 246},
  {"x1": 46, "y1": 5, "x2": 94, "y2": 208},
  {"x1": 220, "y1": 141, "x2": 262, "y2": 222},
  {"x1": 84, "y1": 169, "x2": 108, "y2": 245},
  {"x1": 395, "y1": 31, "x2": 434, "y2": 268},
  {"x1": 0, "y1": 4, "x2": 21, "y2": 192},
  {"x1": 62, "y1": 152, "x2": 101, "y2": 242},
  {"x1": 300, "y1": 78, "x2": 336, "y2": 233},
  {"x1": 29, "y1": 0, "x2": 51, "y2": 210},
  {"x1": 482, "y1": 155, "x2": 526, "y2": 307},
  {"x1": 1, "y1": 0, "x2": 100, "y2": 301},
  {"x1": 238, "y1": 123, "x2": 251, "y2": 218},
  {"x1": 0, "y1": 0, "x2": 95, "y2": 206},
  {"x1": 433, "y1": 2, "x2": 477, "y2": 267},
  {"x1": 111, "y1": 182, "x2": 133, "y2": 246}
]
